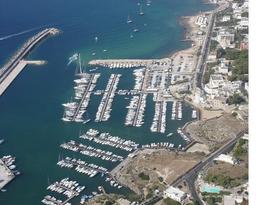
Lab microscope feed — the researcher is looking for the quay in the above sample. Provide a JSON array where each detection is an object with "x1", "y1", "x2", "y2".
[
  {"x1": 151, "y1": 100, "x2": 167, "y2": 133},
  {"x1": 95, "y1": 74, "x2": 121, "y2": 122},
  {"x1": 0, "y1": 60, "x2": 46, "y2": 96},
  {"x1": 132, "y1": 93, "x2": 147, "y2": 127},
  {"x1": 71, "y1": 73, "x2": 99, "y2": 121},
  {"x1": 0, "y1": 28, "x2": 59, "y2": 96},
  {"x1": 88, "y1": 59, "x2": 158, "y2": 68}
]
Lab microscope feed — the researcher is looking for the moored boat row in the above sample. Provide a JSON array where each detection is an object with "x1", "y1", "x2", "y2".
[
  {"x1": 42, "y1": 178, "x2": 84, "y2": 205},
  {"x1": 125, "y1": 93, "x2": 147, "y2": 127},
  {"x1": 177, "y1": 128, "x2": 191, "y2": 143},
  {"x1": 150, "y1": 101, "x2": 167, "y2": 133},
  {"x1": 60, "y1": 140, "x2": 123, "y2": 162},
  {"x1": 95, "y1": 74, "x2": 121, "y2": 122},
  {"x1": 62, "y1": 73, "x2": 100, "y2": 123},
  {"x1": 142, "y1": 142, "x2": 175, "y2": 149},
  {"x1": 57, "y1": 157, "x2": 108, "y2": 178},
  {"x1": 80, "y1": 129, "x2": 139, "y2": 151}
]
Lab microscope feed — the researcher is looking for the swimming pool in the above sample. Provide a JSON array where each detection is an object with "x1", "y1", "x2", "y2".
[{"x1": 202, "y1": 184, "x2": 222, "y2": 193}]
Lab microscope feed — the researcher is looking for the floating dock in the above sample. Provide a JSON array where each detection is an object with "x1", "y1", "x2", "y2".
[
  {"x1": 151, "y1": 100, "x2": 167, "y2": 133},
  {"x1": 72, "y1": 73, "x2": 100, "y2": 122},
  {"x1": 95, "y1": 74, "x2": 121, "y2": 122}
]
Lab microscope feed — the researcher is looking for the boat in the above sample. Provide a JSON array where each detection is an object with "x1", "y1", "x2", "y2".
[
  {"x1": 167, "y1": 133, "x2": 173, "y2": 137},
  {"x1": 139, "y1": 5, "x2": 144, "y2": 15},
  {"x1": 95, "y1": 36, "x2": 98, "y2": 43},
  {"x1": 83, "y1": 119, "x2": 91, "y2": 124},
  {"x1": 130, "y1": 33, "x2": 134, "y2": 38},
  {"x1": 192, "y1": 110, "x2": 197, "y2": 119},
  {"x1": 133, "y1": 28, "x2": 139, "y2": 33},
  {"x1": 1, "y1": 189, "x2": 7, "y2": 192},
  {"x1": 0, "y1": 139, "x2": 4, "y2": 144},
  {"x1": 127, "y1": 15, "x2": 133, "y2": 24},
  {"x1": 92, "y1": 52, "x2": 96, "y2": 56},
  {"x1": 146, "y1": 0, "x2": 151, "y2": 6}
]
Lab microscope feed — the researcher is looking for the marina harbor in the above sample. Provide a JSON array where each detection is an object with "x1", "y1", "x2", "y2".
[
  {"x1": 0, "y1": 0, "x2": 243, "y2": 204},
  {"x1": 61, "y1": 52, "x2": 198, "y2": 135}
]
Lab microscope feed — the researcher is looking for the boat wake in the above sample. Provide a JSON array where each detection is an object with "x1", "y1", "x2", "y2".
[{"x1": 0, "y1": 26, "x2": 46, "y2": 41}]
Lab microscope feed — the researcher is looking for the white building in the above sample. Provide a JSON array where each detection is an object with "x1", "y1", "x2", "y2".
[
  {"x1": 195, "y1": 15, "x2": 208, "y2": 28},
  {"x1": 209, "y1": 74, "x2": 224, "y2": 87},
  {"x1": 224, "y1": 195, "x2": 235, "y2": 205},
  {"x1": 205, "y1": 74, "x2": 242, "y2": 98},
  {"x1": 214, "y1": 154, "x2": 235, "y2": 165},
  {"x1": 163, "y1": 186, "x2": 186, "y2": 203},
  {"x1": 204, "y1": 74, "x2": 225, "y2": 96},
  {"x1": 244, "y1": 82, "x2": 248, "y2": 92},
  {"x1": 217, "y1": 59, "x2": 229, "y2": 74},
  {"x1": 216, "y1": 29, "x2": 235, "y2": 49},
  {"x1": 221, "y1": 15, "x2": 231, "y2": 22}
]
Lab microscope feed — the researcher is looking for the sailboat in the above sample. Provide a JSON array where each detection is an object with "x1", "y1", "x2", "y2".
[
  {"x1": 75, "y1": 53, "x2": 84, "y2": 76},
  {"x1": 62, "y1": 112, "x2": 71, "y2": 122},
  {"x1": 139, "y1": 5, "x2": 144, "y2": 15},
  {"x1": 127, "y1": 15, "x2": 132, "y2": 24}
]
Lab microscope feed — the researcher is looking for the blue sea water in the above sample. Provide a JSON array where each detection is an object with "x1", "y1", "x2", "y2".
[{"x1": 0, "y1": 0, "x2": 213, "y2": 204}]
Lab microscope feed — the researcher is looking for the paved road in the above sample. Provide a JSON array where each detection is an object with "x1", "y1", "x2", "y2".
[
  {"x1": 194, "y1": 1, "x2": 230, "y2": 90},
  {"x1": 175, "y1": 129, "x2": 247, "y2": 204}
]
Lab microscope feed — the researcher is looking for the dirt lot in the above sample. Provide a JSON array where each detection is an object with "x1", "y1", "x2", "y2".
[
  {"x1": 185, "y1": 113, "x2": 248, "y2": 151},
  {"x1": 85, "y1": 194, "x2": 121, "y2": 205},
  {"x1": 111, "y1": 149, "x2": 204, "y2": 197}
]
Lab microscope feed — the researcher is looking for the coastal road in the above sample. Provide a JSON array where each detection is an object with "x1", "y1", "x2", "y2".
[
  {"x1": 172, "y1": 129, "x2": 247, "y2": 205},
  {"x1": 194, "y1": 1, "x2": 230, "y2": 90},
  {"x1": 138, "y1": 129, "x2": 246, "y2": 205}
]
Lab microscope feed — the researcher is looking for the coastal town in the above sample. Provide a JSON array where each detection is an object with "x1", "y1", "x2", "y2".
[
  {"x1": 0, "y1": 0, "x2": 250, "y2": 205},
  {"x1": 79, "y1": 0, "x2": 249, "y2": 204}
]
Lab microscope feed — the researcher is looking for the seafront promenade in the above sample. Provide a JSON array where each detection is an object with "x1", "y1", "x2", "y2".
[{"x1": 0, "y1": 28, "x2": 59, "y2": 96}]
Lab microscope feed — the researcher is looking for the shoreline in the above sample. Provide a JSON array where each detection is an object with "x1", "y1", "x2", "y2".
[{"x1": 108, "y1": 0, "x2": 229, "y2": 197}]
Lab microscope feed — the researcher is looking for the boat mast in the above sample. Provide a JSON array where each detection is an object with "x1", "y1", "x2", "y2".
[{"x1": 79, "y1": 54, "x2": 82, "y2": 74}]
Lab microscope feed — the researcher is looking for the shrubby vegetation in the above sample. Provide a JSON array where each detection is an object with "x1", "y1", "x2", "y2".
[
  {"x1": 233, "y1": 139, "x2": 247, "y2": 159},
  {"x1": 163, "y1": 198, "x2": 181, "y2": 205},
  {"x1": 226, "y1": 93, "x2": 245, "y2": 105},
  {"x1": 205, "y1": 173, "x2": 240, "y2": 188},
  {"x1": 138, "y1": 172, "x2": 150, "y2": 180}
]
